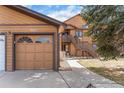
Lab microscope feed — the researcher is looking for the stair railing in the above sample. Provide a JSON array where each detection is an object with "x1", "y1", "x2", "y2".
[{"x1": 67, "y1": 35, "x2": 98, "y2": 58}]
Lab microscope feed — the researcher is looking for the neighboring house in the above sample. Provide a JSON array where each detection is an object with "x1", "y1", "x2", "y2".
[
  {"x1": 59, "y1": 14, "x2": 98, "y2": 58},
  {"x1": 0, "y1": 5, "x2": 64, "y2": 71}
]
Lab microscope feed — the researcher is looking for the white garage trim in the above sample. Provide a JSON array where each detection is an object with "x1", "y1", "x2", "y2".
[{"x1": 0, "y1": 35, "x2": 5, "y2": 71}]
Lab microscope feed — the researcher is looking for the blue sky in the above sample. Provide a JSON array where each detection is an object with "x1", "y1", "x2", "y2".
[{"x1": 24, "y1": 5, "x2": 82, "y2": 22}]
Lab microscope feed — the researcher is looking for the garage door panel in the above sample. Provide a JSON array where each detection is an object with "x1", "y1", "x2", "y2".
[
  {"x1": 34, "y1": 62, "x2": 44, "y2": 69},
  {"x1": 44, "y1": 44, "x2": 53, "y2": 52},
  {"x1": 26, "y1": 62, "x2": 34, "y2": 69},
  {"x1": 15, "y1": 35, "x2": 53, "y2": 70},
  {"x1": 26, "y1": 44, "x2": 35, "y2": 53},
  {"x1": 45, "y1": 61, "x2": 53, "y2": 69},
  {"x1": 35, "y1": 53, "x2": 44, "y2": 61},
  {"x1": 16, "y1": 44, "x2": 26, "y2": 53},
  {"x1": 16, "y1": 61, "x2": 26, "y2": 70},
  {"x1": 26, "y1": 53, "x2": 34, "y2": 61},
  {"x1": 0, "y1": 34, "x2": 5, "y2": 70},
  {"x1": 44, "y1": 53, "x2": 53, "y2": 61},
  {"x1": 16, "y1": 62, "x2": 34, "y2": 70},
  {"x1": 16, "y1": 53, "x2": 26, "y2": 61},
  {"x1": 35, "y1": 44, "x2": 44, "y2": 52}
]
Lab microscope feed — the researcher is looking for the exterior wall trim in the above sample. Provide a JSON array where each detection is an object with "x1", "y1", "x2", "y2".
[{"x1": 12, "y1": 32, "x2": 58, "y2": 71}]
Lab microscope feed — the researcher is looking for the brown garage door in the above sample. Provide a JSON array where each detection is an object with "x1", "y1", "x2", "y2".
[{"x1": 15, "y1": 35, "x2": 53, "y2": 70}]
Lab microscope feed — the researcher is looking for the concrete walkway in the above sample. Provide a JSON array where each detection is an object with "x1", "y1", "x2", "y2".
[{"x1": 59, "y1": 58, "x2": 124, "y2": 88}]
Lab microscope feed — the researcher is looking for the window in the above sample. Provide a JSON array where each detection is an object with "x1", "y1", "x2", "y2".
[
  {"x1": 35, "y1": 37, "x2": 51, "y2": 43},
  {"x1": 82, "y1": 24, "x2": 88, "y2": 29},
  {"x1": 75, "y1": 31, "x2": 83, "y2": 37},
  {"x1": 17, "y1": 37, "x2": 33, "y2": 43}
]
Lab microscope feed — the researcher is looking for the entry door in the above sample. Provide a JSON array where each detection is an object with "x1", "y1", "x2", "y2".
[{"x1": 0, "y1": 35, "x2": 5, "y2": 71}]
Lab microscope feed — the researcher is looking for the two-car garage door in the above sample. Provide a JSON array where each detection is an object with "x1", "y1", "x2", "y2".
[{"x1": 15, "y1": 35, "x2": 53, "y2": 70}]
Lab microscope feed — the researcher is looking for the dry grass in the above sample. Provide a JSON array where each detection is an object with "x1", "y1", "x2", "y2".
[{"x1": 79, "y1": 58, "x2": 124, "y2": 86}]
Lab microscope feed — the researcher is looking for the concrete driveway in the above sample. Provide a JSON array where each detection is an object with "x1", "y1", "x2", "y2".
[{"x1": 0, "y1": 70, "x2": 68, "y2": 88}]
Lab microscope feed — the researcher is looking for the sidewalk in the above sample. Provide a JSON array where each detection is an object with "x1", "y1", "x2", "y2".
[{"x1": 59, "y1": 58, "x2": 124, "y2": 88}]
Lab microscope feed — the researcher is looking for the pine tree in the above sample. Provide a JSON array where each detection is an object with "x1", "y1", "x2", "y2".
[{"x1": 81, "y1": 5, "x2": 124, "y2": 60}]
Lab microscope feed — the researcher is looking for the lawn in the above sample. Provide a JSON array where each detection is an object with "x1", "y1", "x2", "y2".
[{"x1": 79, "y1": 58, "x2": 124, "y2": 86}]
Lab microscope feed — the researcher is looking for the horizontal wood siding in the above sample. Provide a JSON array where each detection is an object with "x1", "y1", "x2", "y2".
[
  {"x1": 0, "y1": 26, "x2": 57, "y2": 32},
  {"x1": 0, "y1": 6, "x2": 59, "y2": 71},
  {"x1": 0, "y1": 6, "x2": 47, "y2": 24},
  {"x1": 6, "y1": 34, "x2": 13, "y2": 71},
  {"x1": 0, "y1": 26, "x2": 58, "y2": 71},
  {"x1": 65, "y1": 15, "x2": 87, "y2": 29}
]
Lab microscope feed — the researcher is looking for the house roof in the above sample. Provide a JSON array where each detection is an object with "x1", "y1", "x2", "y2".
[
  {"x1": 5, "y1": 5, "x2": 65, "y2": 26},
  {"x1": 64, "y1": 14, "x2": 88, "y2": 30}
]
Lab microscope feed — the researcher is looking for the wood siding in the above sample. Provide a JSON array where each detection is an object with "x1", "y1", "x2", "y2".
[
  {"x1": 0, "y1": 6, "x2": 59, "y2": 71},
  {"x1": 65, "y1": 14, "x2": 87, "y2": 29},
  {"x1": 0, "y1": 6, "x2": 47, "y2": 24}
]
